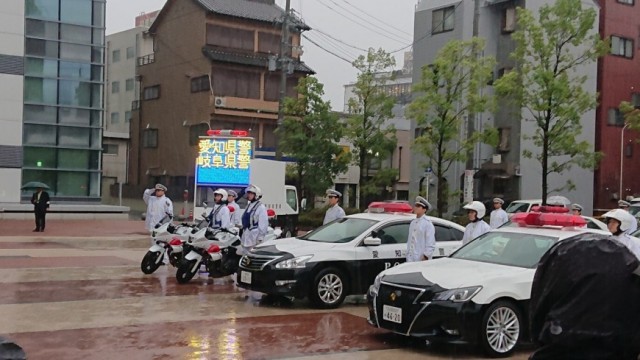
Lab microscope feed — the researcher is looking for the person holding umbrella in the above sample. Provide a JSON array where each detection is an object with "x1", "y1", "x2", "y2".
[{"x1": 30, "y1": 185, "x2": 50, "y2": 232}]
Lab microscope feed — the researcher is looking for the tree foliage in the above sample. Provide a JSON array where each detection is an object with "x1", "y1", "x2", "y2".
[
  {"x1": 277, "y1": 76, "x2": 349, "y2": 200},
  {"x1": 408, "y1": 38, "x2": 498, "y2": 217},
  {"x1": 621, "y1": 101, "x2": 640, "y2": 134},
  {"x1": 494, "y1": 0, "x2": 607, "y2": 204},
  {"x1": 344, "y1": 48, "x2": 398, "y2": 207}
]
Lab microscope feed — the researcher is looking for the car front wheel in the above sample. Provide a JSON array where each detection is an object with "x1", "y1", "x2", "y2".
[
  {"x1": 480, "y1": 300, "x2": 522, "y2": 358},
  {"x1": 309, "y1": 267, "x2": 347, "y2": 309}
]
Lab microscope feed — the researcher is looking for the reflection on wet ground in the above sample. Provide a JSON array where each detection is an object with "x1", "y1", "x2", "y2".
[{"x1": 0, "y1": 236, "x2": 530, "y2": 359}]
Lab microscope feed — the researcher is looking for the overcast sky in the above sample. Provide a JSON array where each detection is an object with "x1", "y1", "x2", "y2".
[{"x1": 105, "y1": 0, "x2": 417, "y2": 111}]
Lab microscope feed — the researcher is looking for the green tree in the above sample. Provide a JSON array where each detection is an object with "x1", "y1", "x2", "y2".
[
  {"x1": 494, "y1": 0, "x2": 607, "y2": 204},
  {"x1": 277, "y1": 76, "x2": 349, "y2": 201},
  {"x1": 620, "y1": 101, "x2": 640, "y2": 133},
  {"x1": 408, "y1": 38, "x2": 498, "y2": 217},
  {"x1": 344, "y1": 48, "x2": 398, "y2": 208}
]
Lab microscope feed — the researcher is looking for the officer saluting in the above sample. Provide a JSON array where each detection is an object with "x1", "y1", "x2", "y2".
[
  {"x1": 323, "y1": 189, "x2": 346, "y2": 225},
  {"x1": 406, "y1": 196, "x2": 436, "y2": 262}
]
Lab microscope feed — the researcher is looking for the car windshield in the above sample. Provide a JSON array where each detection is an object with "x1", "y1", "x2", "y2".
[
  {"x1": 505, "y1": 202, "x2": 530, "y2": 214},
  {"x1": 298, "y1": 217, "x2": 377, "y2": 243},
  {"x1": 451, "y1": 231, "x2": 558, "y2": 268},
  {"x1": 630, "y1": 206, "x2": 640, "y2": 217}
]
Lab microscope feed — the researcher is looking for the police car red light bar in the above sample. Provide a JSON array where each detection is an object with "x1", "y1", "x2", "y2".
[
  {"x1": 206, "y1": 129, "x2": 249, "y2": 137},
  {"x1": 512, "y1": 212, "x2": 586, "y2": 227},
  {"x1": 530, "y1": 205, "x2": 569, "y2": 213},
  {"x1": 368, "y1": 202, "x2": 413, "y2": 214}
]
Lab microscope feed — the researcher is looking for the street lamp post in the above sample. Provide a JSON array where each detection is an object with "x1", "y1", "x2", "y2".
[{"x1": 620, "y1": 123, "x2": 630, "y2": 200}]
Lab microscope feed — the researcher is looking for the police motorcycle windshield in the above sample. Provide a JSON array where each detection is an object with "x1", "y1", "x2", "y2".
[{"x1": 297, "y1": 217, "x2": 377, "y2": 244}]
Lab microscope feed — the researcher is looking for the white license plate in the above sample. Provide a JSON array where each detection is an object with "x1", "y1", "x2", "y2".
[
  {"x1": 240, "y1": 271, "x2": 252, "y2": 284},
  {"x1": 382, "y1": 305, "x2": 402, "y2": 324}
]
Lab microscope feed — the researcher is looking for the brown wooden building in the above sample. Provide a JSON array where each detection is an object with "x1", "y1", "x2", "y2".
[{"x1": 129, "y1": 0, "x2": 313, "y2": 190}]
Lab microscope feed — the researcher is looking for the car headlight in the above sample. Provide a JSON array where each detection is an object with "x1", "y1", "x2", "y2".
[
  {"x1": 371, "y1": 273, "x2": 383, "y2": 296},
  {"x1": 274, "y1": 255, "x2": 313, "y2": 269},
  {"x1": 433, "y1": 286, "x2": 482, "y2": 303}
]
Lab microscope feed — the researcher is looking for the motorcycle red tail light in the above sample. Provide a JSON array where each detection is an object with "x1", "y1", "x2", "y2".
[
  {"x1": 207, "y1": 245, "x2": 221, "y2": 253},
  {"x1": 169, "y1": 238, "x2": 182, "y2": 246},
  {"x1": 267, "y1": 209, "x2": 276, "y2": 218},
  {"x1": 228, "y1": 205, "x2": 235, "y2": 213}
]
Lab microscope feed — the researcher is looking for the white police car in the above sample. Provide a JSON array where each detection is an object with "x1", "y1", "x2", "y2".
[
  {"x1": 367, "y1": 210, "x2": 610, "y2": 357},
  {"x1": 236, "y1": 210, "x2": 465, "y2": 309}
]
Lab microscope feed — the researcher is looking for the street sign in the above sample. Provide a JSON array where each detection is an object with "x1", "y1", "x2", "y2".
[
  {"x1": 463, "y1": 170, "x2": 475, "y2": 204},
  {"x1": 425, "y1": 167, "x2": 432, "y2": 174}
]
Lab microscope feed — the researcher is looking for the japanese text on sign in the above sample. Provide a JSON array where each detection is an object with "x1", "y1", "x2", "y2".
[{"x1": 196, "y1": 138, "x2": 253, "y2": 169}]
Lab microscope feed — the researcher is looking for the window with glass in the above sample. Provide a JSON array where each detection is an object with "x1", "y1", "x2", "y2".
[
  {"x1": 110, "y1": 112, "x2": 120, "y2": 124},
  {"x1": 60, "y1": 43, "x2": 92, "y2": 62},
  {"x1": 298, "y1": 218, "x2": 378, "y2": 243},
  {"x1": 23, "y1": 124, "x2": 57, "y2": 146},
  {"x1": 126, "y1": 46, "x2": 135, "y2": 59},
  {"x1": 112, "y1": 81, "x2": 120, "y2": 93},
  {"x1": 24, "y1": 105, "x2": 57, "y2": 124},
  {"x1": 112, "y1": 49, "x2": 121, "y2": 63},
  {"x1": 373, "y1": 223, "x2": 410, "y2": 245},
  {"x1": 58, "y1": 80, "x2": 92, "y2": 107},
  {"x1": 432, "y1": 6, "x2": 455, "y2": 34},
  {"x1": 25, "y1": 39, "x2": 59, "y2": 58},
  {"x1": 125, "y1": 111, "x2": 131, "y2": 123},
  {"x1": 60, "y1": 24, "x2": 92, "y2": 44},
  {"x1": 104, "y1": 144, "x2": 119, "y2": 155},
  {"x1": 58, "y1": 127, "x2": 91, "y2": 147},
  {"x1": 59, "y1": 107, "x2": 91, "y2": 126},
  {"x1": 59, "y1": 61, "x2": 92, "y2": 80},
  {"x1": 57, "y1": 171, "x2": 90, "y2": 196},
  {"x1": 24, "y1": 77, "x2": 58, "y2": 104},
  {"x1": 617, "y1": 0, "x2": 634, "y2": 4},
  {"x1": 93, "y1": 1, "x2": 105, "y2": 28},
  {"x1": 143, "y1": 85, "x2": 160, "y2": 100},
  {"x1": 23, "y1": 147, "x2": 57, "y2": 169},
  {"x1": 191, "y1": 75, "x2": 210, "y2": 93},
  {"x1": 125, "y1": 78, "x2": 134, "y2": 91},
  {"x1": 60, "y1": 0, "x2": 92, "y2": 26},
  {"x1": 608, "y1": 108, "x2": 625, "y2": 126},
  {"x1": 25, "y1": 0, "x2": 59, "y2": 21},
  {"x1": 143, "y1": 129, "x2": 158, "y2": 148},
  {"x1": 611, "y1": 36, "x2": 634, "y2": 58},
  {"x1": 26, "y1": 19, "x2": 59, "y2": 39},
  {"x1": 25, "y1": 58, "x2": 58, "y2": 77}
]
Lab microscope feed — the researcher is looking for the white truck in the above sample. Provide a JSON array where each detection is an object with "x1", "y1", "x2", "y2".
[{"x1": 193, "y1": 158, "x2": 299, "y2": 238}]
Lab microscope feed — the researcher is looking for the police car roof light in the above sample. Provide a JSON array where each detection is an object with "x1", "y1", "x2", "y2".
[
  {"x1": 206, "y1": 129, "x2": 249, "y2": 137},
  {"x1": 169, "y1": 238, "x2": 182, "y2": 246},
  {"x1": 512, "y1": 212, "x2": 586, "y2": 228},
  {"x1": 207, "y1": 244, "x2": 221, "y2": 253},
  {"x1": 530, "y1": 205, "x2": 569, "y2": 213},
  {"x1": 368, "y1": 202, "x2": 413, "y2": 214}
]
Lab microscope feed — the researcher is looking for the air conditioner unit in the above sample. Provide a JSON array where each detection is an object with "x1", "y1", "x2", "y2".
[{"x1": 214, "y1": 96, "x2": 226, "y2": 107}]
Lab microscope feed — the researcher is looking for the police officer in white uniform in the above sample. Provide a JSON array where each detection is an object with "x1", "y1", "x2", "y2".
[
  {"x1": 462, "y1": 201, "x2": 491, "y2": 245},
  {"x1": 489, "y1": 198, "x2": 509, "y2": 229},
  {"x1": 618, "y1": 200, "x2": 638, "y2": 233},
  {"x1": 241, "y1": 184, "x2": 268, "y2": 254},
  {"x1": 207, "y1": 189, "x2": 231, "y2": 230},
  {"x1": 227, "y1": 190, "x2": 241, "y2": 228},
  {"x1": 323, "y1": 189, "x2": 346, "y2": 225},
  {"x1": 571, "y1": 203, "x2": 583, "y2": 216},
  {"x1": 603, "y1": 209, "x2": 640, "y2": 261},
  {"x1": 406, "y1": 196, "x2": 436, "y2": 262},
  {"x1": 143, "y1": 184, "x2": 174, "y2": 232}
]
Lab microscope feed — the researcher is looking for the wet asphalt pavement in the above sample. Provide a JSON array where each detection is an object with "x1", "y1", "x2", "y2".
[{"x1": 0, "y1": 220, "x2": 531, "y2": 359}]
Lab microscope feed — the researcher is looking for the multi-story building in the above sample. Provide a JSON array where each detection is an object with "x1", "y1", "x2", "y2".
[
  {"x1": 102, "y1": 12, "x2": 157, "y2": 189},
  {"x1": 0, "y1": 0, "x2": 106, "y2": 203},
  {"x1": 411, "y1": 0, "x2": 599, "y2": 215},
  {"x1": 594, "y1": 0, "x2": 640, "y2": 211},
  {"x1": 128, "y1": 0, "x2": 313, "y2": 192}
]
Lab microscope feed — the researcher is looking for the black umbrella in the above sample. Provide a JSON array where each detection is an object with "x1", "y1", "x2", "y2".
[{"x1": 20, "y1": 181, "x2": 50, "y2": 190}]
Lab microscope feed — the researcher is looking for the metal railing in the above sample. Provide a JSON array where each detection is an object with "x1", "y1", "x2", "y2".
[{"x1": 137, "y1": 53, "x2": 155, "y2": 66}]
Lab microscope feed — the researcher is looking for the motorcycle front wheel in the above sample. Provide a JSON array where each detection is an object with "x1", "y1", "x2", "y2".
[
  {"x1": 140, "y1": 251, "x2": 162, "y2": 274},
  {"x1": 176, "y1": 259, "x2": 198, "y2": 284}
]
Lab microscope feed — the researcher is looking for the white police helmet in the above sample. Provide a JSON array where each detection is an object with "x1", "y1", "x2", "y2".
[{"x1": 463, "y1": 201, "x2": 487, "y2": 219}]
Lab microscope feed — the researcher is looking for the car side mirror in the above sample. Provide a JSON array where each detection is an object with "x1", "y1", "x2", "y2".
[{"x1": 364, "y1": 237, "x2": 381, "y2": 246}]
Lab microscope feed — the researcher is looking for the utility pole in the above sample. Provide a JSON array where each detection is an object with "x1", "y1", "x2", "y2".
[{"x1": 275, "y1": 0, "x2": 291, "y2": 161}]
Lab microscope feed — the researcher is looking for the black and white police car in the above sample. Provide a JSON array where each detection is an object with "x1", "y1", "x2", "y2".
[
  {"x1": 236, "y1": 206, "x2": 465, "y2": 309},
  {"x1": 367, "y1": 209, "x2": 610, "y2": 357}
]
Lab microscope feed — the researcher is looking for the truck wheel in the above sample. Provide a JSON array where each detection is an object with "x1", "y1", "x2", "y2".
[
  {"x1": 309, "y1": 267, "x2": 348, "y2": 309},
  {"x1": 480, "y1": 300, "x2": 522, "y2": 357}
]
